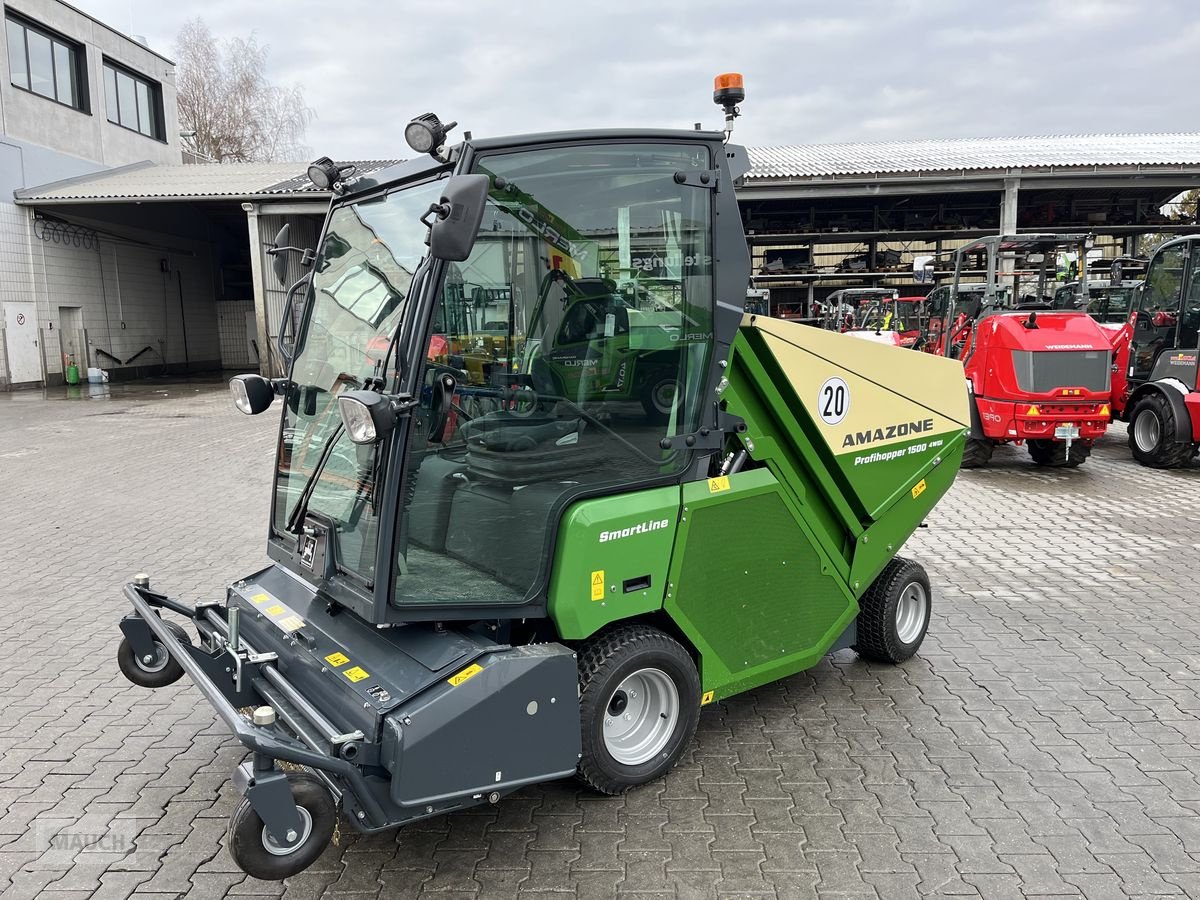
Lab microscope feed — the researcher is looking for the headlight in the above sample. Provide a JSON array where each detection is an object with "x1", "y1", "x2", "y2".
[
  {"x1": 337, "y1": 394, "x2": 379, "y2": 444},
  {"x1": 229, "y1": 374, "x2": 274, "y2": 415},
  {"x1": 337, "y1": 390, "x2": 401, "y2": 444}
]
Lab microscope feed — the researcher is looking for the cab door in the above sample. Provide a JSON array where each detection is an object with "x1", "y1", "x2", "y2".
[{"x1": 1130, "y1": 241, "x2": 1193, "y2": 384}]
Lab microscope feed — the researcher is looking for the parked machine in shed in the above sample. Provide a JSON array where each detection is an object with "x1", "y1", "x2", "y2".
[
  {"x1": 1110, "y1": 236, "x2": 1200, "y2": 467},
  {"x1": 817, "y1": 287, "x2": 899, "y2": 332},
  {"x1": 114, "y1": 78, "x2": 971, "y2": 880},
  {"x1": 844, "y1": 295, "x2": 925, "y2": 348},
  {"x1": 924, "y1": 234, "x2": 1114, "y2": 468}
]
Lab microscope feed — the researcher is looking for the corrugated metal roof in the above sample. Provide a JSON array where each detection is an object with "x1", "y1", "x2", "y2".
[
  {"x1": 746, "y1": 133, "x2": 1200, "y2": 180},
  {"x1": 15, "y1": 159, "x2": 400, "y2": 203},
  {"x1": 16, "y1": 133, "x2": 1200, "y2": 203}
]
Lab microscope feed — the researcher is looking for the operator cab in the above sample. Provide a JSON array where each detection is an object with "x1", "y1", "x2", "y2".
[
  {"x1": 237, "y1": 130, "x2": 747, "y2": 626},
  {"x1": 1128, "y1": 237, "x2": 1200, "y2": 385}
]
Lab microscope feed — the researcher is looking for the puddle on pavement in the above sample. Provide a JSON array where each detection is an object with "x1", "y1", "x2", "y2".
[{"x1": 0, "y1": 375, "x2": 232, "y2": 405}]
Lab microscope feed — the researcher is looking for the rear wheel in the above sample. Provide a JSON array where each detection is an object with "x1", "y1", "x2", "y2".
[
  {"x1": 854, "y1": 557, "x2": 931, "y2": 664},
  {"x1": 1027, "y1": 439, "x2": 1091, "y2": 468},
  {"x1": 1129, "y1": 393, "x2": 1195, "y2": 468},
  {"x1": 227, "y1": 772, "x2": 336, "y2": 880},
  {"x1": 960, "y1": 437, "x2": 994, "y2": 468},
  {"x1": 117, "y1": 620, "x2": 190, "y2": 688},
  {"x1": 576, "y1": 624, "x2": 700, "y2": 795},
  {"x1": 641, "y1": 374, "x2": 679, "y2": 424}
]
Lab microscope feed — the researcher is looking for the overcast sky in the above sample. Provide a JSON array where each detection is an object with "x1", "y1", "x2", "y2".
[{"x1": 76, "y1": 0, "x2": 1199, "y2": 162}]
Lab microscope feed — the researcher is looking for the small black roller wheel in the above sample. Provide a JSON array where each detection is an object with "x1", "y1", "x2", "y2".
[
  {"x1": 641, "y1": 373, "x2": 679, "y2": 425},
  {"x1": 960, "y1": 437, "x2": 994, "y2": 469},
  {"x1": 854, "y1": 557, "x2": 931, "y2": 664},
  {"x1": 1027, "y1": 439, "x2": 1091, "y2": 468},
  {"x1": 1129, "y1": 393, "x2": 1195, "y2": 469},
  {"x1": 577, "y1": 624, "x2": 701, "y2": 795},
  {"x1": 227, "y1": 772, "x2": 336, "y2": 881},
  {"x1": 117, "y1": 620, "x2": 191, "y2": 688}
]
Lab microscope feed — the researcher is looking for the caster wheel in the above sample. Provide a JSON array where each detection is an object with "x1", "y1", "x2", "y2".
[
  {"x1": 117, "y1": 620, "x2": 190, "y2": 688},
  {"x1": 854, "y1": 557, "x2": 931, "y2": 664},
  {"x1": 227, "y1": 772, "x2": 336, "y2": 880}
]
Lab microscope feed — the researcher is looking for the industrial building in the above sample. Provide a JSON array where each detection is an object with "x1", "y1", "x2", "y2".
[
  {"x1": 0, "y1": 1, "x2": 1198, "y2": 389},
  {"x1": 0, "y1": 0, "x2": 181, "y2": 387}
]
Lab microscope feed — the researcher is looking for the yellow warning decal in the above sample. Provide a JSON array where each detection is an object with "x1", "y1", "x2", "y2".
[
  {"x1": 249, "y1": 593, "x2": 269, "y2": 604},
  {"x1": 264, "y1": 604, "x2": 285, "y2": 616},
  {"x1": 911, "y1": 479, "x2": 927, "y2": 500},
  {"x1": 707, "y1": 476, "x2": 730, "y2": 493},
  {"x1": 324, "y1": 652, "x2": 349, "y2": 667},
  {"x1": 343, "y1": 666, "x2": 369, "y2": 683},
  {"x1": 590, "y1": 570, "x2": 605, "y2": 601},
  {"x1": 701, "y1": 691, "x2": 715, "y2": 706},
  {"x1": 448, "y1": 663, "x2": 483, "y2": 687},
  {"x1": 1026, "y1": 405, "x2": 1040, "y2": 416},
  {"x1": 279, "y1": 615, "x2": 305, "y2": 633}
]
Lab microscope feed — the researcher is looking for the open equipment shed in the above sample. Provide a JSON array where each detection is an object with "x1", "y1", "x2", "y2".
[
  {"x1": 8, "y1": 159, "x2": 395, "y2": 385},
  {"x1": 739, "y1": 133, "x2": 1200, "y2": 317}
]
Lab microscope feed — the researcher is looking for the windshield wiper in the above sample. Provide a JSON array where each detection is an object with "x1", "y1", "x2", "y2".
[{"x1": 286, "y1": 422, "x2": 346, "y2": 535}]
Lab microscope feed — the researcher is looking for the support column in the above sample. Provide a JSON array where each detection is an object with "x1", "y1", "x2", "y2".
[
  {"x1": 1000, "y1": 176, "x2": 1020, "y2": 277},
  {"x1": 243, "y1": 203, "x2": 271, "y2": 377}
]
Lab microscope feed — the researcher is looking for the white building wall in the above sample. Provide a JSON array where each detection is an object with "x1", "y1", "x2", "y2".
[{"x1": 0, "y1": 202, "x2": 35, "y2": 384}]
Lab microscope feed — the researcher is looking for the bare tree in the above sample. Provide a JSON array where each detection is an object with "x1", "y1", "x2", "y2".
[{"x1": 174, "y1": 19, "x2": 314, "y2": 163}]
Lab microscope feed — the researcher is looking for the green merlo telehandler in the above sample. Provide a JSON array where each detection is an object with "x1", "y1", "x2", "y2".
[{"x1": 116, "y1": 76, "x2": 970, "y2": 879}]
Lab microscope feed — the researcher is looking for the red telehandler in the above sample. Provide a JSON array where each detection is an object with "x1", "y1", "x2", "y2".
[
  {"x1": 924, "y1": 234, "x2": 1114, "y2": 468},
  {"x1": 1109, "y1": 235, "x2": 1200, "y2": 467}
]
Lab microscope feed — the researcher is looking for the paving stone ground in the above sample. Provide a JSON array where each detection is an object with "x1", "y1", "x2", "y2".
[{"x1": 1, "y1": 377, "x2": 1199, "y2": 899}]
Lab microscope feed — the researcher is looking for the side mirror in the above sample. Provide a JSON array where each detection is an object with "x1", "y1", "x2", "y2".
[
  {"x1": 230, "y1": 374, "x2": 275, "y2": 415},
  {"x1": 425, "y1": 174, "x2": 490, "y2": 262},
  {"x1": 268, "y1": 223, "x2": 291, "y2": 286}
]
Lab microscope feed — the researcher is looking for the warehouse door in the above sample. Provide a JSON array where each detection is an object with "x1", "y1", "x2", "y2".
[{"x1": 4, "y1": 302, "x2": 41, "y2": 383}]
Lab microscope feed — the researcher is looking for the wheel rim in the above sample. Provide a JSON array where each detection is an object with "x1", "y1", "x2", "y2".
[
  {"x1": 261, "y1": 806, "x2": 313, "y2": 857},
  {"x1": 603, "y1": 667, "x2": 679, "y2": 766},
  {"x1": 137, "y1": 642, "x2": 169, "y2": 674},
  {"x1": 653, "y1": 381, "x2": 677, "y2": 414},
  {"x1": 895, "y1": 581, "x2": 928, "y2": 645},
  {"x1": 1134, "y1": 409, "x2": 1161, "y2": 452}
]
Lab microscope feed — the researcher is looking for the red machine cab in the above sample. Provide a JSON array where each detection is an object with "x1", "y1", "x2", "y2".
[{"x1": 925, "y1": 234, "x2": 1114, "y2": 468}]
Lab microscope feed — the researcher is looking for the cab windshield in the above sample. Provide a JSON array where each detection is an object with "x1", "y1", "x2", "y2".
[
  {"x1": 394, "y1": 142, "x2": 714, "y2": 607},
  {"x1": 272, "y1": 179, "x2": 445, "y2": 581}
]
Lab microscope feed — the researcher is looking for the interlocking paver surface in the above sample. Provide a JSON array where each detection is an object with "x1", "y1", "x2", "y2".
[{"x1": 1, "y1": 378, "x2": 1198, "y2": 899}]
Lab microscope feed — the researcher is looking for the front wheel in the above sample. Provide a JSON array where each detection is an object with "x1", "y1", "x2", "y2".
[
  {"x1": 227, "y1": 772, "x2": 336, "y2": 880},
  {"x1": 960, "y1": 437, "x2": 994, "y2": 469},
  {"x1": 1027, "y1": 439, "x2": 1091, "y2": 468},
  {"x1": 854, "y1": 557, "x2": 931, "y2": 664},
  {"x1": 1129, "y1": 393, "x2": 1195, "y2": 469},
  {"x1": 117, "y1": 620, "x2": 191, "y2": 688},
  {"x1": 576, "y1": 624, "x2": 700, "y2": 795}
]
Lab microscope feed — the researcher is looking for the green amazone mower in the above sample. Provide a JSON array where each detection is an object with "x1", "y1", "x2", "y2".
[{"x1": 117, "y1": 75, "x2": 969, "y2": 879}]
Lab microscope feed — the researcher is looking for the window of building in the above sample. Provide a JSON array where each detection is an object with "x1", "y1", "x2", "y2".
[
  {"x1": 5, "y1": 12, "x2": 87, "y2": 110},
  {"x1": 103, "y1": 61, "x2": 163, "y2": 140}
]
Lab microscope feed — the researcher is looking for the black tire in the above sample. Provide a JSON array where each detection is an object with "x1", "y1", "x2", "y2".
[
  {"x1": 117, "y1": 620, "x2": 191, "y2": 688},
  {"x1": 853, "y1": 557, "x2": 931, "y2": 664},
  {"x1": 1027, "y1": 439, "x2": 1091, "y2": 468},
  {"x1": 576, "y1": 624, "x2": 701, "y2": 795},
  {"x1": 960, "y1": 437, "x2": 994, "y2": 469},
  {"x1": 640, "y1": 374, "x2": 679, "y2": 425},
  {"x1": 1128, "y1": 393, "x2": 1195, "y2": 469},
  {"x1": 227, "y1": 772, "x2": 336, "y2": 880}
]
